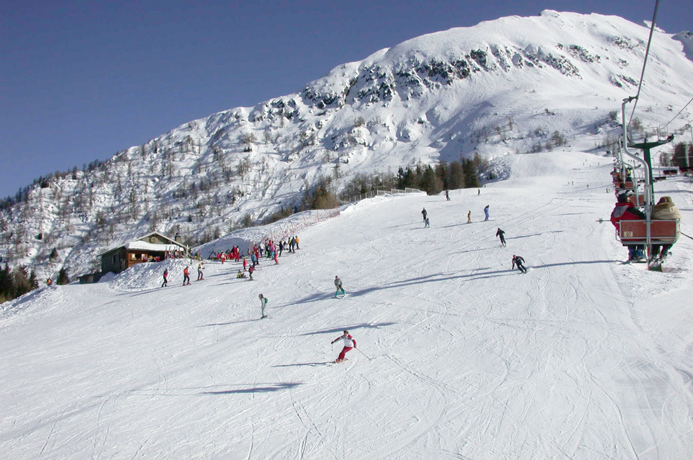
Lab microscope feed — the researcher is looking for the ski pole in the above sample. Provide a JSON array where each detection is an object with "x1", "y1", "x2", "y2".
[{"x1": 355, "y1": 347, "x2": 372, "y2": 360}]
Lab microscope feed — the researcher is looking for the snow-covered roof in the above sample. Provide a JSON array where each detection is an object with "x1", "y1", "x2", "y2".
[
  {"x1": 124, "y1": 241, "x2": 186, "y2": 252},
  {"x1": 99, "y1": 232, "x2": 188, "y2": 255}
]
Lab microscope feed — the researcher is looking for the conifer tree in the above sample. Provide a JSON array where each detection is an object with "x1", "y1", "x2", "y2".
[{"x1": 57, "y1": 268, "x2": 70, "y2": 285}]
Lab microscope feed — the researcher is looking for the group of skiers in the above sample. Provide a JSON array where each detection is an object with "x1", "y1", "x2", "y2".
[{"x1": 422, "y1": 203, "x2": 526, "y2": 274}]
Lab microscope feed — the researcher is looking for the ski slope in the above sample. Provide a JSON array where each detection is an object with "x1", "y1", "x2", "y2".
[{"x1": 1, "y1": 151, "x2": 693, "y2": 459}]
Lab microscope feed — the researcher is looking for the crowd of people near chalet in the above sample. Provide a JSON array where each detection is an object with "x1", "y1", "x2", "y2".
[{"x1": 164, "y1": 236, "x2": 302, "y2": 286}]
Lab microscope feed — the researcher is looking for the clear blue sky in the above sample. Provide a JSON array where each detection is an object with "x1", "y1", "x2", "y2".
[{"x1": 1, "y1": 0, "x2": 691, "y2": 199}]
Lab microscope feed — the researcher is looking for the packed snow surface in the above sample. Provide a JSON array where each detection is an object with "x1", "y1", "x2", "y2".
[{"x1": 2, "y1": 151, "x2": 693, "y2": 459}]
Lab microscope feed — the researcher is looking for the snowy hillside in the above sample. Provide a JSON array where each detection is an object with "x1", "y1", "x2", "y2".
[
  {"x1": 1, "y1": 150, "x2": 692, "y2": 459},
  {"x1": 1, "y1": 10, "x2": 693, "y2": 282}
]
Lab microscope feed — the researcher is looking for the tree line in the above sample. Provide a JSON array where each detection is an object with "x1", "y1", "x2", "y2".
[{"x1": 0, "y1": 263, "x2": 69, "y2": 304}]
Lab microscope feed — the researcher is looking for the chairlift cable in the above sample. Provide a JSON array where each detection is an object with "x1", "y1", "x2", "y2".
[
  {"x1": 628, "y1": 0, "x2": 661, "y2": 125},
  {"x1": 661, "y1": 95, "x2": 693, "y2": 131}
]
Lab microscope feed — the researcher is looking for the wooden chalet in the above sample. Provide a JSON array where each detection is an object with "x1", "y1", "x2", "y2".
[{"x1": 100, "y1": 232, "x2": 189, "y2": 274}]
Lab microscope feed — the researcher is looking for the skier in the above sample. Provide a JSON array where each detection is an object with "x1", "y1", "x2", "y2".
[
  {"x1": 610, "y1": 193, "x2": 646, "y2": 260},
  {"x1": 243, "y1": 257, "x2": 248, "y2": 271},
  {"x1": 259, "y1": 294, "x2": 268, "y2": 319},
  {"x1": 512, "y1": 255, "x2": 527, "y2": 274},
  {"x1": 484, "y1": 205, "x2": 490, "y2": 221},
  {"x1": 334, "y1": 276, "x2": 346, "y2": 297},
  {"x1": 496, "y1": 228, "x2": 506, "y2": 246},
  {"x1": 467, "y1": 210, "x2": 472, "y2": 223},
  {"x1": 424, "y1": 217, "x2": 430, "y2": 228},
  {"x1": 197, "y1": 263, "x2": 204, "y2": 281},
  {"x1": 421, "y1": 208, "x2": 427, "y2": 222},
  {"x1": 162, "y1": 269, "x2": 168, "y2": 287},
  {"x1": 331, "y1": 330, "x2": 356, "y2": 363},
  {"x1": 183, "y1": 266, "x2": 191, "y2": 285},
  {"x1": 295, "y1": 236, "x2": 300, "y2": 250},
  {"x1": 248, "y1": 264, "x2": 255, "y2": 280},
  {"x1": 651, "y1": 196, "x2": 681, "y2": 259},
  {"x1": 445, "y1": 190, "x2": 450, "y2": 201}
]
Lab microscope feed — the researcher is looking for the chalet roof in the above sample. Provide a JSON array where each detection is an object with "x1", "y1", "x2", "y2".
[
  {"x1": 124, "y1": 241, "x2": 186, "y2": 252},
  {"x1": 100, "y1": 232, "x2": 188, "y2": 256}
]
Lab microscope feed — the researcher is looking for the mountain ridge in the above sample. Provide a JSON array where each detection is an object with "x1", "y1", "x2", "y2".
[{"x1": 1, "y1": 10, "x2": 692, "y2": 281}]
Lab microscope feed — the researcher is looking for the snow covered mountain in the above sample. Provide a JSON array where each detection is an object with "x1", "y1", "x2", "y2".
[{"x1": 1, "y1": 10, "x2": 692, "y2": 281}]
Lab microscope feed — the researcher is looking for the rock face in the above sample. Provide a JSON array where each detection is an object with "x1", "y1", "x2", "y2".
[{"x1": 2, "y1": 10, "x2": 692, "y2": 279}]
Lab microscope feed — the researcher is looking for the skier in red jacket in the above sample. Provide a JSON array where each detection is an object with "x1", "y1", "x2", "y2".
[
  {"x1": 331, "y1": 330, "x2": 356, "y2": 363},
  {"x1": 610, "y1": 193, "x2": 646, "y2": 260}
]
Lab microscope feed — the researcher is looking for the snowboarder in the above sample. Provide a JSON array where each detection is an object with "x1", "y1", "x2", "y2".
[
  {"x1": 421, "y1": 208, "x2": 427, "y2": 222},
  {"x1": 331, "y1": 330, "x2": 356, "y2": 363},
  {"x1": 183, "y1": 266, "x2": 190, "y2": 285},
  {"x1": 512, "y1": 255, "x2": 527, "y2": 274},
  {"x1": 259, "y1": 294, "x2": 268, "y2": 318},
  {"x1": 467, "y1": 210, "x2": 472, "y2": 223},
  {"x1": 334, "y1": 276, "x2": 346, "y2": 297},
  {"x1": 484, "y1": 205, "x2": 490, "y2": 221},
  {"x1": 496, "y1": 228, "x2": 506, "y2": 246},
  {"x1": 197, "y1": 263, "x2": 204, "y2": 281},
  {"x1": 162, "y1": 269, "x2": 168, "y2": 287}
]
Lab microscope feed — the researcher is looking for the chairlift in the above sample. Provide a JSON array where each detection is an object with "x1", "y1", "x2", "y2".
[{"x1": 614, "y1": 97, "x2": 679, "y2": 270}]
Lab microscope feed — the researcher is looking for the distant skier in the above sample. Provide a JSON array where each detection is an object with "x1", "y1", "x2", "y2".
[
  {"x1": 421, "y1": 208, "x2": 427, "y2": 222},
  {"x1": 424, "y1": 217, "x2": 430, "y2": 228},
  {"x1": 248, "y1": 264, "x2": 255, "y2": 280},
  {"x1": 197, "y1": 263, "x2": 204, "y2": 281},
  {"x1": 183, "y1": 266, "x2": 191, "y2": 285},
  {"x1": 496, "y1": 228, "x2": 506, "y2": 246},
  {"x1": 512, "y1": 255, "x2": 527, "y2": 274},
  {"x1": 334, "y1": 276, "x2": 346, "y2": 297},
  {"x1": 295, "y1": 236, "x2": 300, "y2": 250},
  {"x1": 162, "y1": 269, "x2": 168, "y2": 287},
  {"x1": 484, "y1": 205, "x2": 490, "y2": 221},
  {"x1": 467, "y1": 210, "x2": 472, "y2": 223},
  {"x1": 445, "y1": 190, "x2": 450, "y2": 201},
  {"x1": 331, "y1": 330, "x2": 356, "y2": 363},
  {"x1": 259, "y1": 294, "x2": 268, "y2": 319}
]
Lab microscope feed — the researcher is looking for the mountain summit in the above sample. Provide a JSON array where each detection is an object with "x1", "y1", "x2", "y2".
[{"x1": 1, "y1": 11, "x2": 692, "y2": 280}]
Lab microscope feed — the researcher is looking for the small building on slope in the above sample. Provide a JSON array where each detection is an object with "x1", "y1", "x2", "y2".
[{"x1": 99, "y1": 232, "x2": 189, "y2": 275}]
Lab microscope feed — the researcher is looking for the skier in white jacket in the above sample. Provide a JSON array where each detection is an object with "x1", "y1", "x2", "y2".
[{"x1": 331, "y1": 330, "x2": 356, "y2": 362}]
